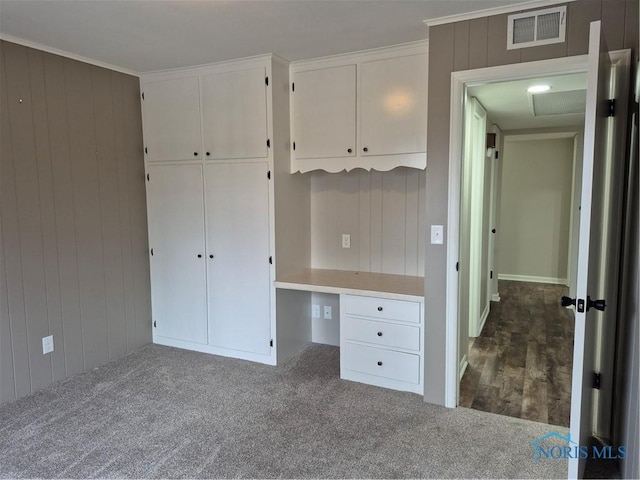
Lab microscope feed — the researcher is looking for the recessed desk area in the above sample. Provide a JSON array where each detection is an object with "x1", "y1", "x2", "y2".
[{"x1": 275, "y1": 269, "x2": 425, "y2": 394}]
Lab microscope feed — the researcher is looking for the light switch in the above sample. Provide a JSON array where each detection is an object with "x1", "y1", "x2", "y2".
[
  {"x1": 431, "y1": 225, "x2": 444, "y2": 244},
  {"x1": 42, "y1": 335, "x2": 54, "y2": 354},
  {"x1": 312, "y1": 304, "x2": 320, "y2": 318}
]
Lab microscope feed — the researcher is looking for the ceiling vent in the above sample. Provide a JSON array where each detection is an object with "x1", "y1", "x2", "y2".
[
  {"x1": 507, "y1": 6, "x2": 566, "y2": 50},
  {"x1": 531, "y1": 90, "x2": 587, "y2": 116}
]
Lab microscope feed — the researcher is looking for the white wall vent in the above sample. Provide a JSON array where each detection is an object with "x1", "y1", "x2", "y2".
[{"x1": 507, "y1": 6, "x2": 566, "y2": 50}]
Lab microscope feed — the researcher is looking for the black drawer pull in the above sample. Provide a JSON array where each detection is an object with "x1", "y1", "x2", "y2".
[
  {"x1": 377, "y1": 361, "x2": 383, "y2": 366},
  {"x1": 363, "y1": 147, "x2": 369, "y2": 152},
  {"x1": 209, "y1": 254, "x2": 214, "y2": 259},
  {"x1": 377, "y1": 306, "x2": 383, "y2": 311},
  {"x1": 193, "y1": 152, "x2": 199, "y2": 156},
  {"x1": 197, "y1": 254, "x2": 202, "y2": 258},
  {"x1": 347, "y1": 148, "x2": 352, "y2": 153},
  {"x1": 377, "y1": 332, "x2": 383, "y2": 337}
]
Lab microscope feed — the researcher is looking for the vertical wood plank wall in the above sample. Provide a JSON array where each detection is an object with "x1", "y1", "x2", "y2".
[
  {"x1": 311, "y1": 168, "x2": 426, "y2": 277},
  {"x1": 423, "y1": 0, "x2": 639, "y2": 405},
  {"x1": 0, "y1": 40, "x2": 151, "y2": 405}
]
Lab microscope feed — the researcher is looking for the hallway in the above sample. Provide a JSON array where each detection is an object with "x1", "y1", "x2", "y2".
[{"x1": 459, "y1": 281, "x2": 574, "y2": 426}]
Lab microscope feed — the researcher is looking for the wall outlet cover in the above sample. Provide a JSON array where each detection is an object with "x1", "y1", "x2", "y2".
[
  {"x1": 341, "y1": 234, "x2": 351, "y2": 248},
  {"x1": 323, "y1": 305, "x2": 332, "y2": 320},
  {"x1": 42, "y1": 335, "x2": 54, "y2": 355},
  {"x1": 312, "y1": 304, "x2": 320, "y2": 318}
]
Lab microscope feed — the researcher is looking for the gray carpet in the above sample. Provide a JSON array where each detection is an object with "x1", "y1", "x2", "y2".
[{"x1": 0, "y1": 344, "x2": 568, "y2": 479}]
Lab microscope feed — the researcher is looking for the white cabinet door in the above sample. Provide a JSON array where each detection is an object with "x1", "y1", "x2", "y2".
[
  {"x1": 205, "y1": 162, "x2": 271, "y2": 355},
  {"x1": 359, "y1": 54, "x2": 428, "y2": 156},
  {"x1": 201, "y1": 66, "x2": 268, "y2": 159},
  {"x1": 293, "y1": 65, "x2": 356, "y2": 159},
  {"x1": 142, "y1": 77, "x2": 202, "y2": 162},
  {"x1": 146, "y1": 164, "x2": 207, "y2": 343}
]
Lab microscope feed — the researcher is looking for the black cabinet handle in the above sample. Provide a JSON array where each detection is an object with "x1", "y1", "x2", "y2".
[
  {"x1": 363, "y1": 147, "x2": 368, "y2": 152},
  {"x1": 377, "y1": 361, "x2": 383, "y2": 366},
  {"x1": 377, "y1": 332, "x2": 383, "y2": 337},
  {"x1": 347, "y1": 148, "x2": 352, "y2": 153},
  {"x1": 194, "y1": 152, "x2": 199, "y2": 156},
  {"x1": 197, "y1": 254, "x2": 202, "y2": 258},
  {"x1": 377, "y1": 306, "x2": 383, "y2": 312},
  {"x1": 206, "y1": 152, "x2": 211, "y2": 157},
  {"x1": 209, "y1": 254, "x2": 214, "y2": 259}
]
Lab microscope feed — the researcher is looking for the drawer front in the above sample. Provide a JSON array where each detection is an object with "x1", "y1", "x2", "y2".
[
  {"x1": 342, "y1": 343, "x2": 420, "y2": 384},
  {"x1": 343, "y1": 295, "x2": 420, "y2": 323},
  {"x1": 344, "y1": 316, "x2": 420, "y2": 351}
]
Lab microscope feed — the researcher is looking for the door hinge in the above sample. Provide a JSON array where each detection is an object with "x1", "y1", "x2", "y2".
[
  {"x1": 153, "y1": 320, "x2": 156, "y2": 328},
  {"x1": 495, "y1": 150, "x2": 499, "y2": 159},
  {"x1": 141, "y1": 92, "x2": 144, "y2": 100},
  {"x1": 269, "y1": 256, "x2": 273, "y2": 265},
  {"x1": 490, "y1": 270, "x2": 493, "y2": 279},
  {"x1": 593, "y1": 371, "x2": 601, "y2": 389},
  {"x1": 456, "y1": 261, "x2": 459, "y2": 272},
  {"x1": 267, "y1": 170, "x2": 271, "y2": 180},
  {"x1": 267, "y1": 138, "x2": 271, "y2": 148},
  {"x1": 607, "y1": 99, "x2": 615, "y2": 117},
  {"x1": 270, "y1": 339, "x2": 273, "y2": 347},
  {"x1": 292, "y1": 82, "x2": 295, "y2": 92},
  {"x1": 292, "y1": 141, "x2": 296, "y2": 151},
  {"x1": 146, "y1": 173, "x2": 150, "y2": 181},
  {"x1": 265, "y1": 76, "x2": 269, "y2": 86}
]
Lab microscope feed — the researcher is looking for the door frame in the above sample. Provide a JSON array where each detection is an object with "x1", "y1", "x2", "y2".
[{"x1": 444, "y1": 54, "x2": 589, "y2": 408}]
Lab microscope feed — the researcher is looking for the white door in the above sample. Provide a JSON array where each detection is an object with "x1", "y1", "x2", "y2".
[
  {"x1": 292, "y1": 65, "x2": 356, "y2": 159},
  {"x1": 359, "y1": 54, "x2": 428, "y2": 156},
  {"x1": 142, "y1": 77, "x2": 202, "y2": 162},
  {"x1": 200, "y1": 66, "x2": 268, "y2": 159},
  {"x1": 146, "y1": 164, "x2": 207, "y2": 344},
  {"x1": 205, "y1": 162, "x2": 271, "y2": 355},
  {"x1": 568, "y1": 21, "x2": 611, "y2": 479}
]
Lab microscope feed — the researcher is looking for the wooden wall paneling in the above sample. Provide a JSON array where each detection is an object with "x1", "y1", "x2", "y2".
[
  {"x1": 1, "y1": 43, "x2": 32, "y2": 398},
  {"x1": 121, "y1": 74, "x2": 151, "y2": 348},
  {"x1": 337, "y1": 172, "x2": 360, "y2": 271},
  {"x1": 92, "y1": 66, "x2": 127, "y2": 360},
  {"x1": 454, "y1": 21, "x2": 471, "y2": 72},
  {"x1": 468, "y1": 17, "x2": 489, "y2": 70},
  {"x1": 600, "y1": 0, "x2": 626, "y2": 51},
  {"x1": 112, "y1": 73, "x2": 137, "y2": 354},
  {"x1": 381, "y1": 169, "x2": 407, "y2": 275},
  {"x1": 405, "y1": 169, "x2": 420, "y2": 276},
  {"x1": 43, "y1": 52, "x2": 83, "y2": 377},
  {"x1": 369, "y1": 171, "x2": 383, "y2": 272},
  {"x1": 487, "y1": 14, "x2": 521, "y2": 66},
  {"x1": 64, "y1": 58, "x2": 108, "y2": 370},
  {"x1": 4, "y1": 43, "x2": 52, "y2": 392},
  {"x1": 358, "y1": 170, "x2": 372, "y2": 272},
  {"x1": 0, "y1": 47, "x2": 17, "y2": 403},
  {"x1": 624, "y1": 0, "x2": 639, "y2": 52},
  {"x1": 417, "y1": 170, "x2": 426, "y2": 277},
  {"x1": 28, "y1": 49, "x2": 66, "y2": 382},
  {"x1": 567, "y1": 0, "x2": 601, "y2": 56}
]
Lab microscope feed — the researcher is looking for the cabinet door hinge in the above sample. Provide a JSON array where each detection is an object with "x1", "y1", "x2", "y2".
[
  {"x1": 292, "y1": 141, "x2": 296, "y2": 151},
  {"x1": 292, "y1": 82, "x2": 295, "y2": 92},
  {"x1": 267, "y1": 138, "x2": 271, "y2": 148},
  {"x1": 145, "y1": 147, "x2": 148, "y2": 154},
  {"x1": 141, "y1": 92, "x2": 144, "y2": 100},
  {"x1": 270, "y1": 339, "x2": 273, "y2": 347},
  {"x1": 456, "y1": 261, "x2": 459, "y2": 272},
  {"x1": 490, "y1": 270, "x2": 493, "y2": 279},
  {"x1": 153, "y1": 320, "x2": 156, "y2": 328},
  {"x1": 150, "y1": 248, "x2": 154, "y2": 256},
  {"x1": 269, "y1": 256, "x2": 273, "y2": 265},
  {"x1": 146, "y1": 173, "x2": 150, "y2": 181},
  {"x1": 265, "y1": 76, "x2": 269, "y2": 86},
  {"x1": 267, "y1": 170, "x2": 271, "y2": 180},
  {"x1": 495, "y1": 150, "x2": 499, "y2": 159},
  {"x1": 607, "y1": 99, "x2": 616, "y2": 117},
  {"x1": 593, "y1": 371, "x2": 601, "y2": 389}
]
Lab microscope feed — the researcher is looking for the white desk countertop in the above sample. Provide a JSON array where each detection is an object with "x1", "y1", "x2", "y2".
[{"x1": 274, "y1": 268, "x2": 424, "y2": 302}]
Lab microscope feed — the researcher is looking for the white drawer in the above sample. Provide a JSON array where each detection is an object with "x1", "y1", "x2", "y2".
[
  {"x1": 344, "y1": 316, "x2": 420, "y2": 351},
  {"x1": 342, "y1": 343, "x2": 420, "y2": 384},
  {"x1": 343, "y1": 295, "x2": 420, "y2": 323}
]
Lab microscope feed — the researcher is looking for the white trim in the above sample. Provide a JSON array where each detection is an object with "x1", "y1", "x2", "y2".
[
  {"x1": 505, "y1": 131, "x2": 578, "y2": 142},
  {"x1": 491, "y1": 293, "x2": 502, "y2": 302},
  {"x1": 0, "y1": 33, "x2": 139, "y2": 77},
  {"x1": 498, "y1": 274, "x2": 569, "y2": 285},
  {"x1": 459, "y1": 354, "x2": 469, "y2": 381},
  {"x1": 423, "y1": 0, "x2": 575, "y2": 27},
  {"x1": 445, "y1": 54, "x2": 590, "y2": 409}
]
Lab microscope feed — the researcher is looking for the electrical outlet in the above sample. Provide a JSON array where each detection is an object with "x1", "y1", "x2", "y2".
[
  {"x1": 312, "y1": 304, "x2": 320, "y2": 318},
  {"x1": 341, "y1": 234, "x2": 351, "y2": 248},
  {"x1": 430, "y1": 225, "x2": 444, "y2": 244},
  {"x1": 323, "y1": 306, "x2": 332, "y2": 320},
  {"x1": 42, "y1": 335, "x2": 54, "y2": 355}
]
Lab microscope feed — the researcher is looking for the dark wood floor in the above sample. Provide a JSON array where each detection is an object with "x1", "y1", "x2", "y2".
[{"x1": 459, "y1": 280, "x2": 574, "y2": 427}]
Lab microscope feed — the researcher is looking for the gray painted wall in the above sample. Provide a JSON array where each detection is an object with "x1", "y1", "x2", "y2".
[
  {"x1": 0, "y1": 40, "x2": 151, "y2": 405},
  {"x1": 424, "y1": 0, "x2": 639, "y2": 406}
]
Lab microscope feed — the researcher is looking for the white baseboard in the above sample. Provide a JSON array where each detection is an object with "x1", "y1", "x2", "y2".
[
  {"x1": 498, "y1": 274, "x2": 569, "y2": 286},
  {"x1": 491, "y1": 293, "x2": 501, "y2": 302},
  {"x1": 478, "y1": 303, "x2": 490, "y2": 335},
  {"x1": 459, "y1": 354, "x2": 469, "y2": 379}
]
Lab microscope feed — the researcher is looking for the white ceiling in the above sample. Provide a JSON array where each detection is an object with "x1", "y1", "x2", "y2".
[
  {"x1": 468, "y1": 73, "x2": 587, "y2": 131},
  {"x1": 1, "y1": 0, "x2": 546, "y2": 74}
]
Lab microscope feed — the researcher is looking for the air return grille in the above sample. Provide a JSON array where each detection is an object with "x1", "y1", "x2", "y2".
[
  {"x1": 531, "y1": 90, "x2": 587, "y2": 116},
  {"x1": 507, "y1": 6, "x2": 566, "y2": 50}
]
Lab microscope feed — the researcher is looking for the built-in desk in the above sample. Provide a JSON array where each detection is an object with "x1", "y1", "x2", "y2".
[{"x1": 275, "y1": 269, "x2": 425, "y2": 394}]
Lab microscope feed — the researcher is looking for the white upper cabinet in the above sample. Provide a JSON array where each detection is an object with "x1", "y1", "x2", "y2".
[
  {"x1": 290, "y1": 41, "x2": 428, "y2": 173},
  {"x1": 201, "y1": 66, "x2": 268, "y2": 159},
  {"x1": 359, "y1": 54, "x2": 428, "y2": 157},
  {"x1": 142, "y1": 61, "x2": 270, "y2": 162},
  {"x1": 143, "y1": 77, "x2": 202, "y2": 162},
  {"x1": 293, "y1": 65, "x2": 356, "y2": 160}
]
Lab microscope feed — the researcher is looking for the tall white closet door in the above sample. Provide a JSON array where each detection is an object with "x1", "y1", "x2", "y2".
[
  {"x1": 142, "y1": 77, "x2": 202, "y2": 162},
  {"x1": 200, "y1": 66, "x2": 268, "y2": 159},
  {"x1": 146, "y1": 164, "x2": 207, "y2": 343},
  {"x1": 205, "y1": 162, "x2": 271, "y2": 355}
]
